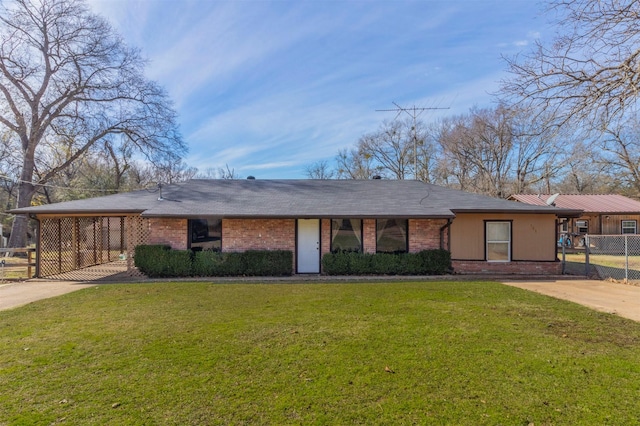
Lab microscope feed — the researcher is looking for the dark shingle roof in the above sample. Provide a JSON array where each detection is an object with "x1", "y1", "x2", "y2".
[{"x1": 11, "y1": 179, "x2": 581, "y2": 218}]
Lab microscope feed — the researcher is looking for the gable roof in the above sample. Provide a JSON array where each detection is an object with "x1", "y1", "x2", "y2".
[
  {"x1": 510, "y1": 194, "x2": 640, "y2": 214},
  {"x1": 11, "y1": 179, "x2": 580, "y2": 218}
]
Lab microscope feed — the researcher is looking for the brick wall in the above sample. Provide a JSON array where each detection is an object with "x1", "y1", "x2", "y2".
[
  {"x1": 409, "y1": 219, "x2": 448, "y2": 252},
  {"x1": 321, "y1": 219, "x2": 331, "y2": 258},
  {"x1": 363, "y1": 219, "x2": 376, "y2": 253},
  {"x1": 452, "y1": 260, "x2": 562, "y2": 275},
  {"x1": 148, "y1": 218, "x2": 187, "y2": 250},
  {"x1": 223, "y1": 219, "x2": 295, "y2": 252}
]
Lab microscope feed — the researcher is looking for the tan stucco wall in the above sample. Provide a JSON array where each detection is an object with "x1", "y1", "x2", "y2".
[{"x1": 450, "y1": 213, "x2": 557, "y2": 261}]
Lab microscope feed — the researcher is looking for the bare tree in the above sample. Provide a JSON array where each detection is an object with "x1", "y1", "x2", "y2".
[
  {"x1": 501, "y1": 0, "x2": 640, "y2": 130},
  {"x1": 304, "y1": 160, "x2": 335, "y2": 179},
  {"x1": 554, "y1": 141, "x2": 610, "y2": 194},
  {"x1": 151, "y1": 159, "x2": 197, "y2": 185},
  {"x1": 335, "y1": 148, "x2": 379, "y2": 180},
  {"x1": 600, "y1": 115, "x2": 640, "y2": 195},
  {"x1": 432, "y1": 105, "x2": 566, "y2": 197},
  {"x1": 357, "y1": 120, "x2": 415, "y2": 180},
  {"x1": 195, "y1": 164, "x2": 240, "y2": 179},
  {"x1": 435, "y1": 107, "x2": 514, "y2": 197},
  {"x1": 0, "y1": 130, "x2": 21, "y2": 210},
  {"x1": 0, "y1": 0, "x2": 185, "y2": 247},
  {"x1": 509, "y1": 108, "x2": 569, "y2": 194}
]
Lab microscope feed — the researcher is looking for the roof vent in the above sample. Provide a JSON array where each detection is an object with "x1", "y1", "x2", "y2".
[
  {"x1": 372, "y1": 175, "x2": 382, "y2": 180},
  {"x1": 247, "y1": 176, "x2": 256, "y2": 180}
]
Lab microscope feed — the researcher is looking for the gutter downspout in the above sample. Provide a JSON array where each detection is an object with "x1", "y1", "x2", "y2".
[{"x1": 440, "y1": 218, "x2": 453, "y2": 251}]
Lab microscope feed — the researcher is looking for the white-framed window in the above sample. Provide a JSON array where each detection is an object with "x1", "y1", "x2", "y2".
[
  {"x1": 486, "y1": 221, "x2": 511, "y2": 262},
  {"x1": 576, "y1": 220, "x2": 589, "y2": 234},
  {"x1": 622, "y1": 220, "x2": 637, "y2": 234},
  {"x1": 560, "y1": 220, "x2": 568, "y2": 233}
]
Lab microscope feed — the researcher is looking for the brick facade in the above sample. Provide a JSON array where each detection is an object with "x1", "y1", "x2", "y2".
[
  {"x1": 452, "y1": 260, "x2": 562, "y2": 275},
  {"x1": 147, "y1": 218, "x2": 188, "y2": 250},
  {"x1": 363, "y1": 219, "x2": 377, "y2": 254},
  {"x1": 321, "y1": 219, "x2": 331, "y2": 259},
  {"x1": 223, "y1": 219, "x2": 296, "y2": 252},
  {"x1": 146, "y1": 216, "x2": 560, "y2": 276},
  {"x1": 409, "y1": 219, "x2": 448, "y2": 252}
]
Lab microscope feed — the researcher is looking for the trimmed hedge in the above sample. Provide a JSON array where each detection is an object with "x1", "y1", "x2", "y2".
[
  {"x1": 134, "y1": 245, "x2": 193, "y2": 278},
  {"x1": 322, "y1": 249, "x2": 451, "y2": 275},
  {"x1": 192, "y1": 250, "x2": 293, "y2": 277},
  {"x1": 134, "y1": 245, "x2": 449, "y2": 277},
  {"x1": 135, "y1": 245, "x2": 293, "y2": 277}
]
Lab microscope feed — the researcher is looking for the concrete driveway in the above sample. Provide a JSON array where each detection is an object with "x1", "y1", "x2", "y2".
[
  {"x1": 502, "y1": 279, "x2": 640, "y2": 322},
  {"x1": 0, "y1": 280, "x2": 97, "y2": 311}
]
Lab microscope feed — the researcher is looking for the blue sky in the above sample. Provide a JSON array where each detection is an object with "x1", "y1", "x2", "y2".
[{"x1": 88, "y1": 0, "x2": 547, "y2": 178}]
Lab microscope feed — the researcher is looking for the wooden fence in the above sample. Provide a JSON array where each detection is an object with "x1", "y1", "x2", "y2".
[{"x1": 0, "y1": 248, "x2": 37, "y2": 280}]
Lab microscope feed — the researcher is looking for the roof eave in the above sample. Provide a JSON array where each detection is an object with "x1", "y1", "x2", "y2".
[
  {"x1": 9, "y1": 209, "x2": 145, "y2": 216},
  {"x1": 140, "y1": 212, "x2": 457, "y2": 219},
  {"x1": 452, "y1": 208, "x2": 583, "y2": 218}
]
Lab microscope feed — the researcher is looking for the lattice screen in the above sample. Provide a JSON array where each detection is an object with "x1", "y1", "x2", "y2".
[
  {"x1": 125, "y1": 215, "x2": 151, "y2": 275},
  {"x1": 39, "y1": 216, "x2": 127, "y2": 277}
]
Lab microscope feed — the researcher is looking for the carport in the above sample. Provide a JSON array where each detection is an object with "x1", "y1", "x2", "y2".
[{"x1": 36, "y1": 215, "x2": 150, "y2": 279}]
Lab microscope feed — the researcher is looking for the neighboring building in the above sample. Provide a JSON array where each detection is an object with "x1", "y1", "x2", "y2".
[
  {"x1": 510, "y1": 193, "x2": 640, "y2": 246},
  {"x1": 11, "y1": 179, "x2": 580, "y2": 277}
]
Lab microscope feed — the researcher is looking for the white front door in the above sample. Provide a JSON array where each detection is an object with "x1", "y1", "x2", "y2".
[{"x1": 297, "y1": 219, "x2": 320, "y2": 273}]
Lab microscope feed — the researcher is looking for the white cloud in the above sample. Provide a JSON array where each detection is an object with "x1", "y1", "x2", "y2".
[{"x1": 86, "y1": 0, "x2": 546, "y2": 178}]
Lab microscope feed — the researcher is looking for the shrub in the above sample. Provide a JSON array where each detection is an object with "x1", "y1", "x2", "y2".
[
  {"x1": 163, "y1": 250, "x2": 194, "y2": 277},
  {"x1": 139, "y1": 247, "x2": 294, "y2": 277},
  {"x1": 192, "y1": 251, "x2": 224, "y2": 276},
  {"x1": 134, "y1": 245, "x2": 194, "y2": 277},
  {"x1": 134, "y1": 245, "x2": 171, "y2": 277},
  {"x1": 322, "y1": 249, "x2": 451, "y2": 276},
  {"x1": 419, "y1": 249, "x2": 452, "y2": 275},
  {"x1": 242, "y1": 250, "x2": 293, "y2": 276}
]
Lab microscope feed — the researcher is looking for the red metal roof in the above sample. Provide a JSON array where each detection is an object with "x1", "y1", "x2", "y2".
[{"x1": 510, "y1": 194, "x2": 640, "y2": 214}]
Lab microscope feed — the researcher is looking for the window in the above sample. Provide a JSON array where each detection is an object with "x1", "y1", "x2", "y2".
[
  {"x1": 189, "y1": 218, "x2": 222, "y2": 251},
  {"x1": 486, "y1": 221, "x2": 511, "y2": 262},
  {"x1": 622, "y1": 220, "x2": 637, "y2": 234},
  {"x1": 560, "y1": 220, "x2": 568, "y2": 233},
  {"x1": 576, "y1": 220, "x2": 588, "y2": 234},
  {"x1": 331, "y1": 219, "x2": 362, "y2": 252},
  {"x1": 376, "y1": 219, "x2": 408, "y2": 253}
]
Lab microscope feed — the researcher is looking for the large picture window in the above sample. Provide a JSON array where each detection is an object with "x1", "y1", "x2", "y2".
[
  {"x1": 331, "y1": 219, "x2": 363, "y2": 252},
  {"x1": 189, "y1": 218, "x2": 222, "y2": 251},
  {"x1": 486, "y1": 221, "x2": 511, "y2": 262},
  {"x1": 376, "y1": 219, "x2": 408, "y2": 253}
]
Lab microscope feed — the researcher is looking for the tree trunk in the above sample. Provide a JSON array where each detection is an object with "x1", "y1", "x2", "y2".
[{"x1": 7, "y1": 156, "x2": 36, "y2": 248}]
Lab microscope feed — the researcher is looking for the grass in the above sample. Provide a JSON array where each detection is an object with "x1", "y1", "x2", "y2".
[
  {"x1": 563, "y1": 253, "x2": 640, "y2": 281},
  {"x1": 1, "y1": 281, "x2": 640, "y2": 424},
  {"x1": 0, "y1": 256, "x2": 35, "y2": 280},
  {"x1": 564, "y1": 252, "x2": 640, "y2": 269}
]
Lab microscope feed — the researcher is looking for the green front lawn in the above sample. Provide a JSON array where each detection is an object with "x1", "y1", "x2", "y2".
[{"x1": 1, "y1": 281, "x2": 639, "y2": 424}]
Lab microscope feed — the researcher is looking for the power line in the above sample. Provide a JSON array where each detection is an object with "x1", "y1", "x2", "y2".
[{"x1": 0, "y1": 174, "x2": 146, "y2": 193}]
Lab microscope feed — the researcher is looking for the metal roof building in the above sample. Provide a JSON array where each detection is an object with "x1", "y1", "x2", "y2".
[{"x1": 510, "y1": 194, "x2": 640, "y2": 214}]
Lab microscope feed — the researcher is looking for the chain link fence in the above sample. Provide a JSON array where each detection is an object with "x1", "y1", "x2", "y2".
[{"x1": 564, "y1": 235, "x2": 640, "y2": 282}]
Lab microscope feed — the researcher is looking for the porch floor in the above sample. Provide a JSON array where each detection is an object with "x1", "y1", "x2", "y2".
[{"x1": 38, "y1": 260, "x2": 130, "y2": 282}]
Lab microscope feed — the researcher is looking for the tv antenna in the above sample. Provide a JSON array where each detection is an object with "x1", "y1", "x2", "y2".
[{"x1": 376, "y1": 102, "x2": 450, "y2": 180}]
